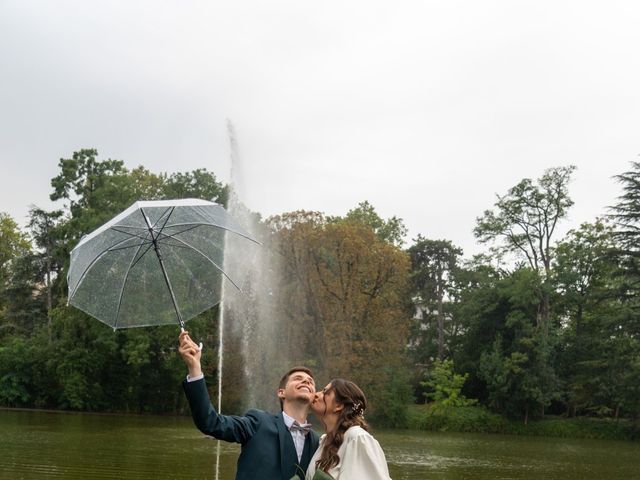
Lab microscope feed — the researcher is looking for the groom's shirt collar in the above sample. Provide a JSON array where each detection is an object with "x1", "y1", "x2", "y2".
[{"x1": 282, "y1": 411, "x2": 302, "y2": 427}]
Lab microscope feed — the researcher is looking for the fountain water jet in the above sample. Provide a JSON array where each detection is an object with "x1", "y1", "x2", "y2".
[
  {"x1": 212, "y1": 120, "x2": 290, "y2": 479},
  {"x1": 220, "y1": 120, "x2": 285, "y2": 411}
]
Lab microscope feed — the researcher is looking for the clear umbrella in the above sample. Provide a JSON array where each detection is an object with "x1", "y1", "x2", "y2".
[{"x1": 67, "y1": 198, "x2": 257, "y2": 330}]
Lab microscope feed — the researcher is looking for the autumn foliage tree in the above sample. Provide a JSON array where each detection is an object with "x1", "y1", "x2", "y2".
[{"x1": 267, "y1": 210, "x2": 413, "y2": 423}]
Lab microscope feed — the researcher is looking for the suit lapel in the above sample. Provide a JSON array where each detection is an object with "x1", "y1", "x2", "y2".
[{"x1": 276, "y1": 412, "x2": 299, "y2": 480}]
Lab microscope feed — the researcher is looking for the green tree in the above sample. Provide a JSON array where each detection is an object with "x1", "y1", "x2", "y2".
[
  {"x1": 0, "y1": 337, "x2": 33, "y2": 406},
  {"x1": 422, "y1": 359, "x2": 476, "y2": 407},
  {"x1": 2, "y1": 251, "x2": 46, "y2": 336},
  {"x1": 604, "y1": 161, "x2": 640, "y2": 423},
  {"x1": 609, "y1": 161, "x2": 640, "y2": 253},
  {"x1": 27, "y1": 207, "x2": 64, "y2": 338},
  {"x1": 474, "y1": 166, "x2": 576, "y2": 333},
  {"x1": 459, "y1": 267, "x2": 560, "y2": 422},
  {"x1": 554, "y1": 220, "x2": 616, "y2": 336},
  {"x1": 408, "y1": 236, "x2": 463, "y2": 361},
  {"x1": 50, "y1": 149, "x2": 132, "y2": 233},
  {"x1": 162, "y1": 169, "x2": 229, "y2": 205},
  {"x1": 609, "y1": 161, "x2": 640, "y2": 305},
  {"x1": 553, "y1": 220, "x2": 618, "y2": 416},
  {"x1": 0, "y1": 213, "x2": 32, "y2": 333},
  {"x1": 330, "y1": 200, "x2": 407, "y2": 247}
]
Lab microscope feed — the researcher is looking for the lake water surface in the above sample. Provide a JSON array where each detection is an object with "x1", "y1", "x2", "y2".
[{"x1": 1, "y1": 409, "x2": 638, "y2": 479}]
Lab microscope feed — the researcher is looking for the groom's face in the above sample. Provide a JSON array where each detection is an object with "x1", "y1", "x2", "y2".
[{"x1": 279, "y1": 371, "x2": 316, "y2": 404}]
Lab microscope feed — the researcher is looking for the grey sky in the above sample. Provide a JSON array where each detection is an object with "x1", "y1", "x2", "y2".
[{"x1": 1, "y1": 1, "x2": 639, "y2": 256}]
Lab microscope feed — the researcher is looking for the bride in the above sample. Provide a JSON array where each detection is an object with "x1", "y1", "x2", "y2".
[{"x1": 306, "y1": 379, "x2": 392, "y2": 480}]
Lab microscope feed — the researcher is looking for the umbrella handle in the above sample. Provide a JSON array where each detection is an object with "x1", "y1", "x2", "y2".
[{"x1": 180, "y1": 327, "x2": 203, "y2": 351}]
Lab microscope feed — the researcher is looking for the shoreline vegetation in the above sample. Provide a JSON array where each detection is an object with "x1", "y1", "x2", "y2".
[
  {"x1": 2, "y1": 405, "x2": 637, "y2": 443},
  {"x1": 406, "y1": 404, "x2": 639, "y2": 442}
]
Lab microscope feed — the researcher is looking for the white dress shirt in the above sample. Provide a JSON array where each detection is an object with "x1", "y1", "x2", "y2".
[
  {"x1": 282, "y1": 411, "x2": 309, "y2": 463},
  {"x1": 186, "y1": 373, "x2": 204, "y2": 382}
]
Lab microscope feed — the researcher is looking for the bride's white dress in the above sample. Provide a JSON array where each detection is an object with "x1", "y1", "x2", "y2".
[{"x1": 305, "y1": 426, "x2": 391, "y2": 479}]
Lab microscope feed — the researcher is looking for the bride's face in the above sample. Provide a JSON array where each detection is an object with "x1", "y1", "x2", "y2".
[{"x1": 311, "y1": 382, "x2": 341, "y2": 417}]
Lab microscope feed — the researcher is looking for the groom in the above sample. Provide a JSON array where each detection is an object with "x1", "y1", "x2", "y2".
[{"x1": 179, "y1": 331, "x2": 320, "y2": 480}]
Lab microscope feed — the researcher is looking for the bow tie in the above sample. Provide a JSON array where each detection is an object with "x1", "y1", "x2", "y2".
[{"x1": 290, "y1": 421, "x2": 312, "y2": 435}]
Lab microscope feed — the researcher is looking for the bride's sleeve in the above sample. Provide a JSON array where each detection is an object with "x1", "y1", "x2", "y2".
[{"x1": 339, "y1": 433, "x2": 392, "y2": 480}]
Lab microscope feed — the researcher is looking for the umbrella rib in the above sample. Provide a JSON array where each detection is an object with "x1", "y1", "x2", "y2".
[
  {"x1": 110, "y1": 226, "x2": 148, "y2": 234},
  {"x1": 107, "y1": 240, "x2": 152, "y2": 252},
  {"x1": 151, "y1": 208, "x2": 199, "y2": 245},
  {"x1": 154, "y1": 225, "x2": 217, "y2": 248},
  {"x1": 69, "y1": 234, "x2": 151, "y2": 299},
  {"x1": 109, "y1": 226, "x2": 155, "y2": 242},
  {"x1": 157, "y1": 224, "x2": 202, "y2": 239},
  {"x1": 111, "y1": 224, "x2": 149, "y2": 230},
  {"x1": 110, "y1": 226, "x2": 149, "y2": 237},
  {"x1": 109, "y1": 207, "x2": 173, "y2": 236},
  {"x1": 126, "y1": 239, "x2": 155, "y2": 271},
  {"x1": 163, "y1": 222, "x2": 259, "y2": 244},
  {"x1": 113, "y1": 238, "x2": 154, "y2": 329},
  {"x1": 159, "y1": 234, "x2": 241, "y2": 291},
  {"x1": 153, "y1": 207, "x2": 174, "y2": 231}
]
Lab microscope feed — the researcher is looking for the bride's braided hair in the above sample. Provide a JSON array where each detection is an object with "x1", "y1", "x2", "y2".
[{"x1": 316, "y1": 379, "x2": 369, "y2": 474}]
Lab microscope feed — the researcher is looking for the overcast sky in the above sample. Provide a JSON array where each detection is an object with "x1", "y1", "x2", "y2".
[{"x1": 1, "y1": 1, "x2": 639, "y2": 256}]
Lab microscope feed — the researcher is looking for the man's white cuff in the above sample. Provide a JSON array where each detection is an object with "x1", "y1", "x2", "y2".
[{"x1": 186, "y1": 373, "x2": 204, "y2": 382}]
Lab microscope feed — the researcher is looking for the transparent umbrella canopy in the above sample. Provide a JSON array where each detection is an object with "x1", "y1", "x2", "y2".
[{"x1": 67, "y1": 199, "x2": 257, "y2": 330}]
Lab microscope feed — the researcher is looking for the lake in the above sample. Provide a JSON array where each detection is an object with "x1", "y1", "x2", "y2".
[{"x1": 1, "y1": 409, "x2": 638, "y2": 479}]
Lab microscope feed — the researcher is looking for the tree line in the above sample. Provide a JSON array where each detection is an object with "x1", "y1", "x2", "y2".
[{"x1": 0, "y1": 149, "x2": 638, "y2": 429}]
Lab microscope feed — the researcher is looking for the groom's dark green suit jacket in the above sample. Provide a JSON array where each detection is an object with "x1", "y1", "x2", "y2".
[{"x1": 183, "y1": 378, "x2": 320, "y2": 480}]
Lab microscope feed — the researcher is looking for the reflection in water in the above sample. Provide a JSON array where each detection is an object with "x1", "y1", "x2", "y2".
[
  {"x1": 1, "y1": 410, "x2": 639, "y2": 480},
  {"x1": 381, "y1": 430, "x2": 640, "y2": 480},
  {"x1": 0, "y1": 410, "x2": 240, "y2": 480}
]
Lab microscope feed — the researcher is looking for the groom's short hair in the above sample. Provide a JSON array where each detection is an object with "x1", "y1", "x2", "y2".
[{"x1": 279, "y1": 366, "x2": 314, "y2": 390}]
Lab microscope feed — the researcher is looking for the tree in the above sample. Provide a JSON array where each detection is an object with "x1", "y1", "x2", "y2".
[
  {"x1": 421, "y1": 359, "x2": 476, "y2": 407},
  {"x1": 162, "y1": 169, "x2": 229, "y2": 205},
  {"x1": 408, "y1": 236, "x2": 463, "y2": 361},
  {"x1": 0, "y1": 213, "x2": 32, "y2": 334},
  {"x1": 27, "y1": 207, "x2": 64, "y2": 338},
  {"x1": 0, "y1": 213, "x2": 30, "y2": 283},
  {"x1": 50, "y1": 149, "x2": 131, "y2": 229},
  {"x1": 267, "y1": 211, "x2": 413, "y2": 424},
  {"x1": 609, "y1": 161, "x2": 640, "y2": 252},
  {"x1": 554, "y1": 219, "x2": 616, "y2": 336},
  {"x1": 330, "y1": 200, "x2": 407, "y2": 247},
  {"x1": 459, "y1": 267, "x2": 560, "y2": 421},
  {"x1": 609, "y1": 161, "x2": 640, "y2": 298},
  {"x1": 553, "y1": 220, "x2": 618, "y2": 416},
  {"x1": 602, "y1": 161, "x2": 640, "y2": 423},
  {"x1": 474, "y1": 166, "x2": 576, "y2": 333}
]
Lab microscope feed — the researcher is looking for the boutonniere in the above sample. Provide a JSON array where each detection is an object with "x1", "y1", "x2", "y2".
[{"x1": 290, "y1": 464, "x2": 306, "y2": 480}]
